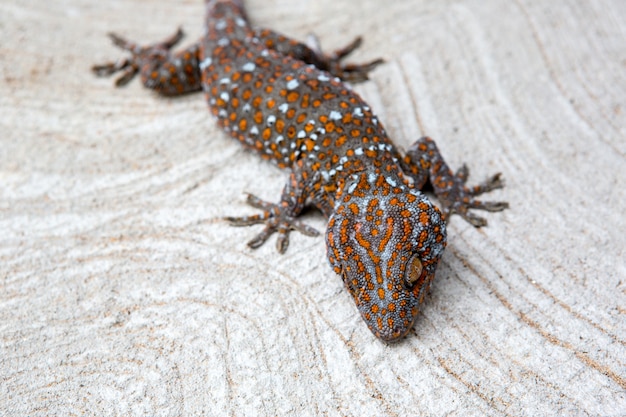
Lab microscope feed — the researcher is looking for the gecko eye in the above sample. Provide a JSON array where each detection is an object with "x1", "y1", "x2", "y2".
[{"x1": 404, "y1": 254, "x2": 423, "y2": 288}]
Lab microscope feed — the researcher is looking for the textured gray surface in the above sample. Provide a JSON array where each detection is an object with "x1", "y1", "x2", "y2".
[{"x1": 1, "y1": 0, "x2": 625, "y2": 415}]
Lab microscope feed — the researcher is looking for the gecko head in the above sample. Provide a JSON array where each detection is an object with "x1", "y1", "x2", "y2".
[{"x1": 325, "y1": 170, "x2": 447, "y2": 342}]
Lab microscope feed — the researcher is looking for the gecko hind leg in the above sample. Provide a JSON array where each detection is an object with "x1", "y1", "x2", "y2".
[
  {"x1": 308, "y1": 35, "x2": 384, "y2": 83},
  {"x1": 92, "y1": 28, "x2": 184, "y2": 86},
  {"x1": 92, "y1": 28, "x2": 202, "y2": 95},
  {"x1": 253, "y1": 29, "x2": 384, "y2": 83}
]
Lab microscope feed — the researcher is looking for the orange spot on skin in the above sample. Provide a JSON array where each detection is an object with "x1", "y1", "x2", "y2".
[
  {"x1": 378, "y1": 217, "x2": 394, "y2": 253},
  {"x1": 301, "y1": 94, "x2": 310, "y2": 108},
  {"x1": 287, "y1": 91, "x2": 299, "y2": 102},
  {"x1": 335, "y1": 135, "x2": 347, "y2": 147},
  {"x1": 275, "y1": 119, "x2": 285, "y2": 133},
  {"x1": 387, "y1": 317, "x2": 395, "y2": 330}
]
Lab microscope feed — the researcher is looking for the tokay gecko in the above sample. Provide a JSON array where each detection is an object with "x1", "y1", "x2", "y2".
[{"x1": 93, "y1": 0, "x2": 508, "y2": 342}]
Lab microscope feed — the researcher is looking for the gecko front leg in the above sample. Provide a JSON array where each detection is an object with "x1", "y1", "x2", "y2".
[
  {"x1": 251, "y1": 28, "x2": 384, "y2": 83},
  {"x1": 225, "y1": 162, "x2": 322, "y2": 253},
  {"x1": 402, "y1": 137, "x2": 509, "y2": 226}
]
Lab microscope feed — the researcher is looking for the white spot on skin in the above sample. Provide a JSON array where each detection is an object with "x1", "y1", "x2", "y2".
[
  {"x1": 385, "y1": 177, "x2": 397, "y2": 187},
  {"x1": 242, "y1": 62, "x2": 256, "y2": 72},
  {"x1": 276, "y1": 135, "x2": 284, "y2": 144},
  {"x1": 348, "y1": 182, "x2": 358, "y2": 194},
  {"x1": 235, "y1": 17, "x2": 247, "y2": 27},
  {"x1": 218, "y1": 109, "x2": 228, "y2": 118},
  {"x1": 215, "y1": 20, "x2": 227, "y2": 30},
  {"x1": 217, "y1": 37, "x2": 230, "y2": 46},
  {"x1": 219, "y1": 78, "x2": 231, "y2": 84},
  {"x1": 329, "y1": 110, "x2": 342, "y2": 120},
  {"x1": 199, "y1": 57, "x2": 212, "y2": 71},
  {"x1": 242, "y1": 103, "x2": 251, "y2": 113},
  {"x1": 220, "y1": 92, "x2": 230, "y2": 102},
  {"x1": 278, "y1": 103, "x2": 289, "y2": 113},
  {"x1": 353, "y1": 107, "x2": 363, "y2": 117},
  {"x1": 318, "y1": 74, "x2": 330, "y2": 82},
  {"x1": 267, "y1": 115, "x2": 276, "y2": 125},
  {"x1": 261, "y1": 49, "x2": 270, "y2": 57},
  {"x1": 355, "y1": 147, "x2": 363, "y2": 155},
  {"x1": 286, "y1": 79, "x2": 299, "y2": 90},
  {"x1": 297, "y1": 130, "x2": 306, "y2": 138},
  {"x1": 250, "y1": 126, "x2": 259, "y2": 135}
]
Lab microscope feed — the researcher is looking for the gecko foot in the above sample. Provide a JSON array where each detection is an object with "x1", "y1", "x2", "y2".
[
  {"x1": 438, "y1": 168, "x2": 509, "y2": 227},
  {"x1": 225, "y1": 194, "x2": 320, "y2": 253},
  {"x1": 309, "y1": 35, "x2": 384, "y2": 83},
  {"x1": 92, "y1": 27, "x2": 185, "y2": 86}
]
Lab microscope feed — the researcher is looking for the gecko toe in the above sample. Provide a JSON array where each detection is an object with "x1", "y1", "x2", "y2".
[{"x1": 226, "y1": 194, "x2": 319, "y2": 252}]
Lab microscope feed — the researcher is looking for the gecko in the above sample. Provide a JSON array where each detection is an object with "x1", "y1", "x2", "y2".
[{"x1": 93, "y1": 0, "x2": 508, "y2": 342}]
